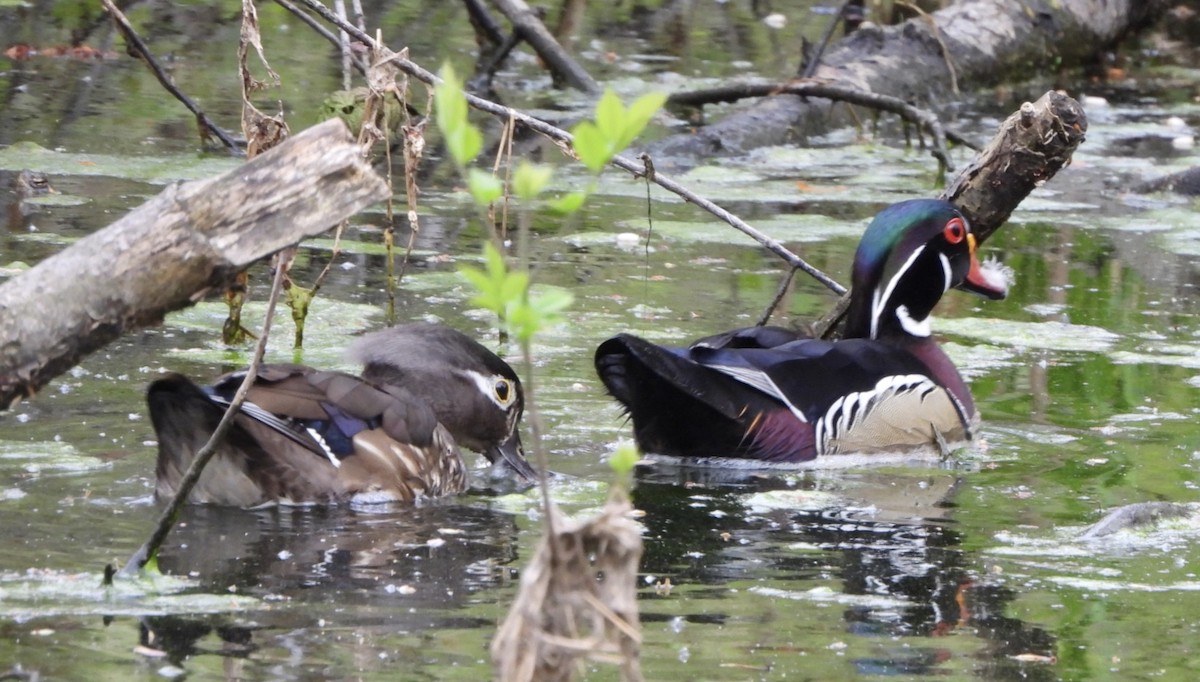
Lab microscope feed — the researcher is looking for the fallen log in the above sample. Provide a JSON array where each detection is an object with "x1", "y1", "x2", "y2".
[
  {"x1": 1134, "y1": 165, "x2": 1200, "y2": 195},
  {"x1": 650, "y1": 0, "x2": 1166, "y2": 163},
  {"x1": 0, "y1": 118, "x2": 389, "y2": 408},
  {"x1": 942, "y1": 91, "x2": 1087, "y2": 246}
]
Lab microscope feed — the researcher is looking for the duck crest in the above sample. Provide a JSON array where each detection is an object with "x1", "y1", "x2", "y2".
[
  {"x1": 847, "y1": 199, "x2": 967, "y2": 340},
  {"x1": 595, "y1": 199, "x2": 1012, "y2": 463}
]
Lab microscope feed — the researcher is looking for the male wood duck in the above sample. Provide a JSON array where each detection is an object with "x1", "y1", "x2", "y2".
[
  {"x1": 594, "y1": 199, "x2": 1012, "y2": 462},
  {"x1": 148, "y1": 323, "x2": 536, "y2": 507}
]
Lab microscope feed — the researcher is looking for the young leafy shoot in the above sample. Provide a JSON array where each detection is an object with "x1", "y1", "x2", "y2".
[
  {"x1": 571, "y1": 89, "x2": 667, "y2": 174},
  {"x1": 435, "y1": 64, "x2": 482, "y2": 167},
  {"x1": 548, "y1": 191, "x2": 587, "y2": 215},
  {"x1": 460, "y1": 242, "x2": 527, "y2": 318},
  {"x1": 609, "y1": 441, "x2": 640, "y2": 477},
  {"x1": 460, "y1": 242, "x2": 573, "y2": 344},
  {"x1": 468, "y1": 168, "x2": 504, "y2": 205},
  {"x1": 512, "y1": 160, "x2": 553, "y2": 202}
]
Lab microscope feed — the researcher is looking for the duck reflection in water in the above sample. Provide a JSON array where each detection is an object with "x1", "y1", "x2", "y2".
[
  {"x1": 126, "y1": 502, "x2": 524, "y2": 672},
  {"x1": 156, "y1": 503, "x2": 521, "y2": 598},
  {"x1": 631, "y1": 466, "x2": 1057, "y2": 679}
]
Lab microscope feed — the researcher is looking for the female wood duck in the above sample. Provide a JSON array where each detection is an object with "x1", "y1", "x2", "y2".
[
  {"x1": 148, "y1": 323, "x2": 536, "y2": 507},
  {"x1": 594, "y1": 199, "x2": 1012, "y2": 462}
]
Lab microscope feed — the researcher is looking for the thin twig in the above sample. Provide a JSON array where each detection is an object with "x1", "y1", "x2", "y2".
[
  {"x1": 801, "y1": 0, "x2": 852, "y2": 78},
  {"x1": 489, "y1": 115, "x2": 517, "y2": 242},
  {"x1": 895, "y1": 1, "x2": 958, "y2": 94},
  {"x1": 642, "y1": 168, "x2": 846, "y2": 295},
  {"x1": 638, "y1": 153, "x2": 655, "y2": 306},
  {"x1": 350, "y1": 0, "x2": 366, "y2": 32},
  {"x1": 333, "y1": 0, "x2": 353, "y2": 90},
  {"x1": 756, "y1": 266, "x2": 797, "y2": 326},
  {"x1": 288, "y1": 0, "x2": 845, "y2": 295},
  {"x1": 669, "y1": 80, "x2": 978, "y2": 159},
  {"x1": 580, "y1": 591, "x2": 642, "y2": 642},
  {"x1": 273, "y1": 0, "x2": 370, "y2": 77},
  {"x1": 119, "y1": 255, "x2": 290, "y2": 577},
  {"x1": 400, "y1": 103, "x2": 430, "y2": 284},
  {"x1": 463, "y1": 0, "x2": 507, "y2": 46},
  {"x1": 513, "y1": 202, "x2": 557, "y2": 541},
  {"x1": 308, "y1": 221, "x2": 346, "y2": 296},
  {"x1": 100, "y1": 0, "x2": 241, "y2": 153}
]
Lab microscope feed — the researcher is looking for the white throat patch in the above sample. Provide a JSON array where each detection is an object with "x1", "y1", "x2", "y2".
[{"x1": 895, "y1": 304, "x2": 932, "y2": 337}]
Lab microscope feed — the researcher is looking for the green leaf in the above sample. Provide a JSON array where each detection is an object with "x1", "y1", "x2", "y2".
[
  {"x1": 507, "y1": 301, "x2": 538, "y2": 342},
  {"x1": 483, "y1": 241, "x2": 507, "y2": 278},
  {"x1": 459, "y1": 264, "x2": 489, "y2": 291},
  {"x1": 548, "y1": 191, "x2": 587, "y2": 215},
  {"x1": 500, "y1": 270, "x2": 530, "y2": 304},
  {"x1": 530, "y1": 286, "x2": 574, "y2": 318},
  {"x1": 594, "y1": 89, "x2": 625, "y2": 144},
  {"x1": 460, "y1": 265, "x2": 503, "y2": 315},
  {"x1": 609, "y1": 441, "x2": 640, "y2": 475},
  {"x1": 467, "y1": 168, "x2": 503, "y2": 205},
  {"x1": 571, "y1": 121, "x2": 609, "y2": 174},
  {"x1": 617, "y1": 91, "x2": 667, "y2": 150},
  {"x1": 512, "y1": 160, "x2": 552, "y2": 201},
  {"x1": 446, "y1": 125, "x2": 482, "y2": 168},
  {"x1": 435, "y1": 63, "x2": 486, "y2": 166},
  {"x1": 434, "y1": 64, "x2": 466, "y2": 137}
]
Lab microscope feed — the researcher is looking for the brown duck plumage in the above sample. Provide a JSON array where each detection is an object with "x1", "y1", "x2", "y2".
[{"x1": 148, "y1": 324, "x2": 534, "y2": 507}]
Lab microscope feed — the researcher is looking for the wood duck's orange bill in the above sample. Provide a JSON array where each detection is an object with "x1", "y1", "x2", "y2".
[{"x1": 958, "y1": 233, "x2": 1009, "y2": 300}]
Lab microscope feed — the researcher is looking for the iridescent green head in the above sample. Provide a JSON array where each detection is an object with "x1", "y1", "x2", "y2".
[{"x1": 846, "y1": 199, "x2": 1009, "y2": 340}]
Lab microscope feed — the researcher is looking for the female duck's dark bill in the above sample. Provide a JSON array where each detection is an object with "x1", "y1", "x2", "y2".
[
  {"x1": 959, "y1": 233, "x2": 1009, "y2": 300},
  {"x1": 488, "y1": 430, "x2": 538, "y2": 480}
]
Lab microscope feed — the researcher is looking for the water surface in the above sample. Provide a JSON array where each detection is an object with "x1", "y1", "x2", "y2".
[{"x1": 2, "y1": 3, "x2": 1200, "y2": 680}]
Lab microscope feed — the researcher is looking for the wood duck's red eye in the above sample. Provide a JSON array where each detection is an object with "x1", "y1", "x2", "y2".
[{"x1": 943, "y1": 217, "x2": 966, "y2": 245}]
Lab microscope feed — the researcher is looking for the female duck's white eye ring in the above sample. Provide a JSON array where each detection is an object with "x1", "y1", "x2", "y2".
[
  {"x1": 465, "y1": 370, "x2": 517, "y2": 408},
  {"x1": 943, "y1": 217, "x2": 966, "y2": 245},
  {"x1": 494, "y1": 379, "x2": 513, "y2": 405}
]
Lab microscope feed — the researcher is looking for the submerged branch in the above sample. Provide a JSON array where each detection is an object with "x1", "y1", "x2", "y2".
[
  {"x1": 489, "y1": 0, "x2": 599, "y2": 93},
  {"x1": 100, "y1": 0, "x2": 241, "y2": 153}
]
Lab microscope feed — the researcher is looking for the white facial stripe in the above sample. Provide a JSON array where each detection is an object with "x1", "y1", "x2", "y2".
[
  {"x1": 871, "y1": 244, "x2": 926, "y2": 339},
  {"x1": 938, "y1": 252, "x2": 952, "y2": 293},
  {"x1": 870, "y1": 289, "x2": 883, "y2": 339},
  {"x1": 895, "y1": 304, "x2": 931, "y2": 337},
  {"x1": 463, "y1": 369, "x2": 511, "y2": 409}
]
